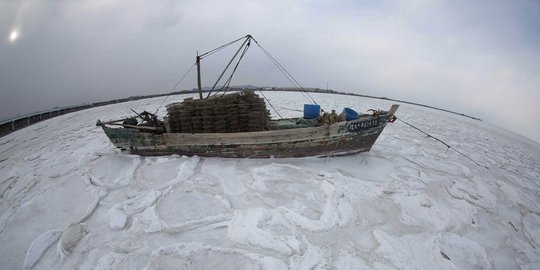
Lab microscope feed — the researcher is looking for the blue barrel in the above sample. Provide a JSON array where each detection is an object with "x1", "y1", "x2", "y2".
[
  {"x1": 343, "y1": 108, "x2": 359, "y2": 121},
  {"x1": 304, "y1": 104, "x2": 321, "y2": 119}
]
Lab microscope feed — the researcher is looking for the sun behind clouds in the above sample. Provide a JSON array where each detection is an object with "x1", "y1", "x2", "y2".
[{"x1": 9, "y1": 30, "x2": 18, "y2": 42}]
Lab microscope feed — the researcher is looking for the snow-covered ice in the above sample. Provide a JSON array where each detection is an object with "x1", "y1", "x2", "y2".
[
  {"x1": 0, "y1": 92, "x2": 539, "y2": 269},
  {"x1": 22, "y1": 229, "x2": 62, "y2": 269}
]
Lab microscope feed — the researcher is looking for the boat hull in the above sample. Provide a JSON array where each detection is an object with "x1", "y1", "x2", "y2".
[{"x1": 100, "y1": 107, "x2": 397, "y2": 158}]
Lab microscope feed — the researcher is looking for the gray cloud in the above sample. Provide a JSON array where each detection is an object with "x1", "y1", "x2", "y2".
[{"x1": 1, "y1": 0, "x2": 539, "y2": 142}]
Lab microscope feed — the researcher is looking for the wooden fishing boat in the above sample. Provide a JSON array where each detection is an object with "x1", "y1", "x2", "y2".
[{"x1": 97, "y1": 35, "x2": 399, "y2": 158}]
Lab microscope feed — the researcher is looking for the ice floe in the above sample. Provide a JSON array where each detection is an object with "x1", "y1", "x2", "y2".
[{"x1": 0, "y1": 92, "x2": 539, "y2": 269}]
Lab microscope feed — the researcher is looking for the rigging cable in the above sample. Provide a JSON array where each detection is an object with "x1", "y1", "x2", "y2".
[
  {"x1": 258, "y1": 90, "x2": 283, "y2": 119},
  {"x1": 206, "y1": 37, "x2": 251, "y2": 98},
  {"x1": 255, "y1": 42, "x2": 313, "y2": 104},
  {"x1": 199, "y1": 35, "x2": 249, "y2": 59},
  {"x1": 154, "y1": 63, "x2": 196, "y2": 114},
  {"x1": 216, "y1": 38, "x2": 252, "y2": 96},
  {"x1": 209, "y1": 39, "x2": 284, "y2": 119},
  {"x1": 395, "y1": 117, "x2": 487, "y2": 168},
  {"x1": 252, "y1": 38, "x2": 318, "y2": 105},
  {"x1": 197, "y1": 35, "x2": 283, "y2": 119},
  {"x1": 252, "y1": 39, "x2": 311, "y2": 102}
]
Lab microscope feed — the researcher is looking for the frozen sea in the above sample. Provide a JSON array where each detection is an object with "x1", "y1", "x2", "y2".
[{"x1": 0, "y1": 92, "x2": 539, "y2": 269}]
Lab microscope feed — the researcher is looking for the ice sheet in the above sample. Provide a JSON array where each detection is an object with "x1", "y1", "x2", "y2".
[{"x1": 0, "y1": 92, "x2": 539, "y2": 269}]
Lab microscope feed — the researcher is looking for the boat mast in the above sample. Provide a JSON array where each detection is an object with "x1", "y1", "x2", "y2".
[
  {"x1": 196, "y1": 53, "x2": 203, "y2": 100},
  {"x1": 194, "y1": 35, "x2": 251, "y2": 100}
]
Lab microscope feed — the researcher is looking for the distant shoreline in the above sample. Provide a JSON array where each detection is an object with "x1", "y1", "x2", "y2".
[{"x1": 0, "y1": 88, "x2": 481, "y2": 138}]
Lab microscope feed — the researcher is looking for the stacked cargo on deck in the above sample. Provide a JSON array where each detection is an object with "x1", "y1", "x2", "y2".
[{"x1": 166, "y1": 91, "x2": 270, "y2": 133}]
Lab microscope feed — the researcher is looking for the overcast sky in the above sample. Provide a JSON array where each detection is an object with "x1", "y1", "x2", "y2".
[{"x1": 1, "y1": 0, "x2": 539, "y2": 142}]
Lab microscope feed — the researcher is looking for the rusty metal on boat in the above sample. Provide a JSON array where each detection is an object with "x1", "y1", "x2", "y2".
[{"x1": 97, "y1": 35, "x2": 399, "y2": 158}]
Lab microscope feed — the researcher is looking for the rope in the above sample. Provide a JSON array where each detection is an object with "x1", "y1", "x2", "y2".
[
  {"x1": 251, "y1": 38, "x2": 318, "y2": 105},
  {"x1": 199, "y1": 35, "x2": 248, "y2": 59},
  {"x1": 217, "y1": 39, "x2": 251, "y2": 96},
  {"x1": 258, "y1": 90, "x2": 283, "y2": 119},
  {"x1": 255, "y1": 41, "x2": 315, "y2": 104},
  {"x1": 207, "y1": 37, "x2": 251, "y2": 98},
  {"x1": 396, "y1": 117, "x2": 487, "y2": 168},
  {"x1": 198, "y1": 35, "x2": 284, "y2": 120},
  {"x1": 210, "y1": 39, "x2": 284, "y2": 119},
  {"x1": 154, "y1": 63, "x2": 196, "y2": 114}
]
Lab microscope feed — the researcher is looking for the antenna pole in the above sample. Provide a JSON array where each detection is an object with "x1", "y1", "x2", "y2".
[{"x1": 196, "y1": 53, "x2": 203, "y2": 99}]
